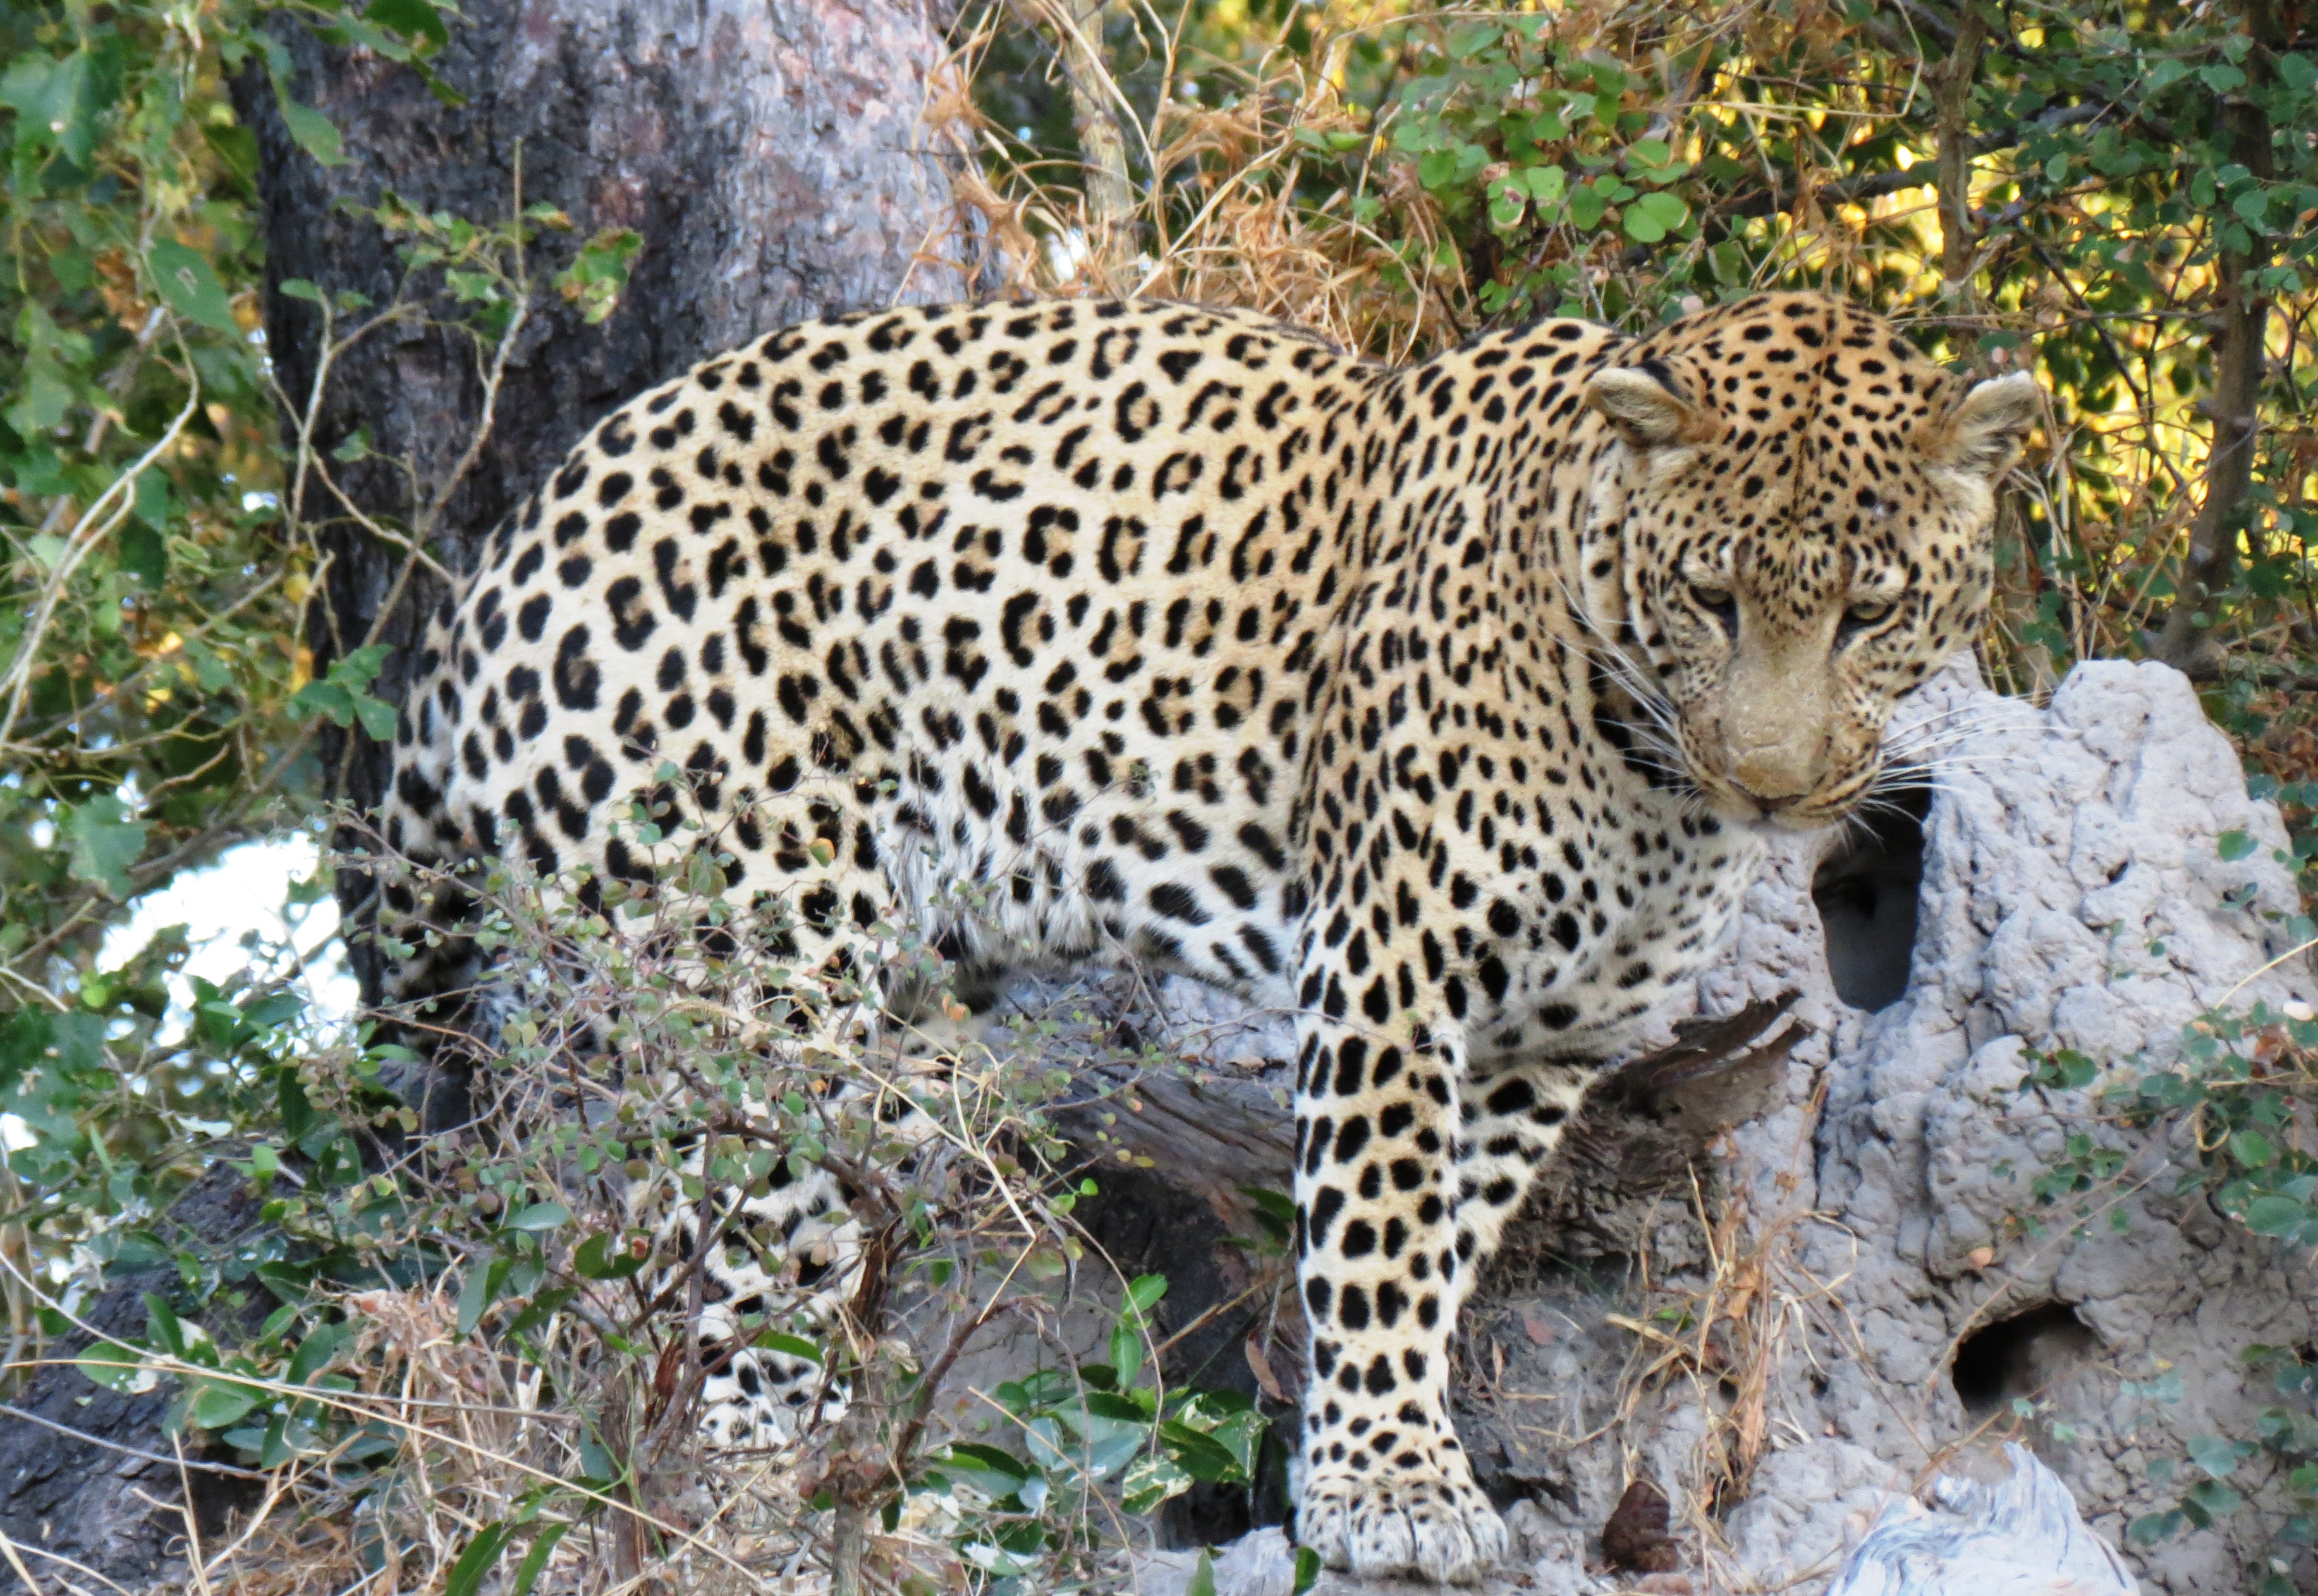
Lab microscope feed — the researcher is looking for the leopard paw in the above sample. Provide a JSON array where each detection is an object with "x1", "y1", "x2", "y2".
[{"x1": 1297, "y1": 1463, "x2": 1508, "y2": 1584}]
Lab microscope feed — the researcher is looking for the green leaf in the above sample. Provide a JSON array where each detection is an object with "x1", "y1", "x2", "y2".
[
  {"x1": 573, "y1": 1231, "x2": 649, "y2": 1279},
  {"x1": 1125, "y1": 1274, "x2": 1169, "y2": 1314},
  {"x1": 1294, "y1": 1545, "x2": 1322, "y2": 1593},
  {"x1": 204, "y1": 122, "x2": 259, "y2": 184},
  {"x1": 445, "y1": 1523, "x2": 513, "y2": 1596},
  {"x1": 503, "y1": 1288, "x2": 575, "y2": 1341},
  {"x1": 2186, "y1": 1476, "x2": 2244, "y2": 1516},
  {"x1": 511, "y1": 1523, "x2": 572, "y2": 1596},
  {"x1": 1121, "y1": 1448, "x2": 1193, "y2": 1513},
  {"x1": 508, "y1": 1201, "x2": 570, "y2": 1231},
  {"x1": 1161, "y1": 1419, "x2": 1252, "y2": 1483},
  {"x1": 288, "y1": 1322, "x2": 350, "y2": 1384},
  {"x1": 187, "y1": 1378, "x2": 263, "y2": 1430},
  {"x1": 1, "y1": 50, "x2": 97, "y2": 166},
  {"x1": 1625, "y1": 190, "x2": 1688, "y2": 242},
  {"x1": 2217, "y1": 830, "x2": 2258, "y2": 862},
  {"x1": 2230, "y1": 1130, "x2": 2276, "y2": 1168},
  {"x1": 0, "y1": 1010, "x2": 107, "y2": 1143},
  {"x1": 554, "y1": 229, "x2": 645, "y2": 325},
  {"x1": 329, "y1": 643, "x2": 392, "y2": 690},
  {"x1": 64, "y1": 796, "x2": 149, "y2": 899},
  {"x1": 2188, "y1": 1434, "x2": 2242, "y2": 1478},
  {"x1": 759, "y1": 1332, "x2": 824, "y2": 1365},
  {"x1": 1522, "y1": 164, "x2": 1567, "y2": 203},
  {"x1": 338, "y1": 683, "x2": 394, "y2": 738},
  {"x1": 75, "y1": 1339, "x2": 155, "y2": 1393},
  {"x1": 274, "y1": 89, "x2": 348, "y2": 168},
  {"x1": 143, "y1": 1294, "x2": 188, "y2": 1358},
  {"x1": 286, "y1": 681, "x2": 355, "y2": 725},
  {"x1": 577, "y1": 1432, "x2": 619, "y2": 1484},
  {"x1": 1111, "y1": 1317, "x2": 1146, "y2": 1386},
  {"x1": 244, "y1": 990, "x2": 305, "y2": 1032},
  {"x1": 928, "y1": 1442, "x2": 1032, "y2": 1503},
  {"x1": 148, "y1": 241, "x2": 239, "y2": 336},
  {"x1": 131, "y1": 467, "x2": 173, "y2": 531},
  {"x1": 122, "y1": 513, "x2": 176, "y2": 582},
  {"x1": 366, "y1": 0, "x2": 453, "y2": 46},
  {"x1": 2130, "y1": 1509, "x2": 2185, "y2": 1545},
  {"x1": 1187, "y1": 1549, "x2": 1217, "y2": 1596},
  {"x1": 458, "y1": 1256, "x2": 508, "y2": 1335},
  {"x1": 290, "y1": 645, "x2": 400, "y2": 739},
  {"x1": 2243, "y1": 1194, "x2": 2307, "y2": 1237}
]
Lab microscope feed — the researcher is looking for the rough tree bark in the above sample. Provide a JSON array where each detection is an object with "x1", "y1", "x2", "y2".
[
  {"x1": 0, "y1": 5, "x2": 960, "y2": 1587},
  {"x1": 2151, "y1": 0, "x2": 2281, "y2": 677},
  {"x1": 238, "y1": 0, "x2": 968, "y2": 1003},
  {"x1": 1039, "y1": 0, "x2": 1137, "y2": 267},
  {"x1": 0, "y1": 1164, "x2": 269, "y2": 1595},
  {"x1": 1931, "y1": 3, "x2": 1990, "y2": 298}
]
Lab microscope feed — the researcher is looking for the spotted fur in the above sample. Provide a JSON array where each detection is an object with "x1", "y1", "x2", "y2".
[{"x1": 372, "y1": 292, "x2": 2037, "y2": 1581}]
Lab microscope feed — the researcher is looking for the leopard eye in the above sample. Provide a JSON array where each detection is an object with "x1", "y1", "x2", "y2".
[
  {"x1": 1838, "y1": 597, "x2": 1895, "y2": 642},
  {"x1": 1688, "y1": 583, "x2": 1738, "y2": 635}
]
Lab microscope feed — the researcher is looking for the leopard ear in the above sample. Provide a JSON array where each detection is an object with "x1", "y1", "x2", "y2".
[
  {"x1": 1585, "y1": 360, "x2": 1721, "y2": 451},
  {"x1": 1919, "y1": 371, "x2": 2040, "y2": 484}
]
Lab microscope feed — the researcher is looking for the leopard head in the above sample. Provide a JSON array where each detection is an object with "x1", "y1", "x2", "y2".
[{"x1": 1580, "y1": 293, "x2": 2040, "y2": 831}]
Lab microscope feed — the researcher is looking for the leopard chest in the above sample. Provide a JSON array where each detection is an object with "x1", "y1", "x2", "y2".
[{"x1": 1298, "y1": 631, "x2": 1765, "y2": 1068}]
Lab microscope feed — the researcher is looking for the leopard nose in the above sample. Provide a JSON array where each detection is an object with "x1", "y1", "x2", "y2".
[{"x1": 1728, "y1": 736, "x2": 1821, "y2": 803}]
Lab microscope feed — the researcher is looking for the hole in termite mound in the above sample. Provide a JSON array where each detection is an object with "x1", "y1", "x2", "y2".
[
  {"x1": 1812, "y1": 779, "x2": 1931, "y2": 1013},
  {"x1": 1951, "y1": 1302, "x2": 2099, "y2": 1423}
]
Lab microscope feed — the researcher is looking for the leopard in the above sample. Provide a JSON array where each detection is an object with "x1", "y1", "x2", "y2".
[{"x1": 368, "y1": 289, "x2": 2038, "y2": 1583}]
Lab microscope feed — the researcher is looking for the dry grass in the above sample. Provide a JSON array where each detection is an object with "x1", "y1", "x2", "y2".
[{"x1": 924, "y1": 1, "x2": 1466, "y2": 362}]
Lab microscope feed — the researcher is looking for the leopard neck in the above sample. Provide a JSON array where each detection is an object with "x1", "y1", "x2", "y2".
[{"x1": 1353, "y1": 322, "x2": 1640, "y2": 710}]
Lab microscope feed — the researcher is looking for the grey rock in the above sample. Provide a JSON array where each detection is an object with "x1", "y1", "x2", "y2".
[
  {"x1": 1824, "y1": 1445, "x2": 2137, "y2": 1596},
  {"x1": 1723, "y1": 1441, "x2": 1912, "y2": 1591}
]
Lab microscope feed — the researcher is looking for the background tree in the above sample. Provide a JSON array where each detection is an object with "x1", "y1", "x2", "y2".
[
  {"x1": 0, "y1": 0, "x2": 960, "y2": 1583},
  {"x1": 238, "y1": 0, "x2": 967, "y2": 1008}
]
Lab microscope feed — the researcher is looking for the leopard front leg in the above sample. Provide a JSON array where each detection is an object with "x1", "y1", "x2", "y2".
[
  {"x1": 1291, "y1": 1015, "x2": 1509, "y2": 1584},
  {"x1": 1445, "y1": 1059, "x2": 1594, "y2": 1322}
]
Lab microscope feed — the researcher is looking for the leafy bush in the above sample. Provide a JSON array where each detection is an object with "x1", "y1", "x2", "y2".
[{"x1": 46, "y1": 820, "x2": 1281, "y2": 1590}]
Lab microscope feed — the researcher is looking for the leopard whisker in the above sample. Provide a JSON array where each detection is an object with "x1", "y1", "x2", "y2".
[{"x1": 1882, "y1": 700, "x2": 2042, "y2": 762}]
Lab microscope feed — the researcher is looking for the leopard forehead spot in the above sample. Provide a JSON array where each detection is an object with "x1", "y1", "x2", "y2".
[{"x1": 370, "y1": 290, "x2": 2033, "y2": 1554}]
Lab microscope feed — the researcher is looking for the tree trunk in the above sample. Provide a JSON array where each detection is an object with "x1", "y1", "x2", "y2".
[
  {"x1": 1034, "y1": 0, "x2": 1137, "y2": 271},
  {"x1": 236, "y1": 0, "x2": 966, "y2": 1005},
  {"x1": 0, "y1": 8, "x2": 960, "y2": 1588},
  {"x1": 1931, "y1": 3, "x2": 1989, "y2": 297},
  {"x1": 0, "y1": 1164, "x2": 270, "y2": 1595},
  {"x1": 2152, "y1": 0, "x2": 2280, "y2": 676}
]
